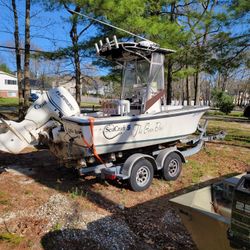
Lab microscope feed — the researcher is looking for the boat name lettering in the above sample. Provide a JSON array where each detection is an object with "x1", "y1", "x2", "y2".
[
  {"x1": 103, "y1": 122, "x2": 162, "y2": 140},
  {"x1": 103, "y1": 124, "x2": 131, "y2": 139},
  {"x1": 133, "y1": 122, "x2": 162, "y2": 137}
]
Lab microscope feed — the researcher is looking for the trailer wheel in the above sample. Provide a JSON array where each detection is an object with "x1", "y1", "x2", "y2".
[
  {"x1": 129, "y1": 158, "x2": 154, "y2": 192},
  {"x1": 162, "y1": 152, "x2": 182, "y2": 181}
]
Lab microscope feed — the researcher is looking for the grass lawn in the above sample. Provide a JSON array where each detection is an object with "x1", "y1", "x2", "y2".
[
  {"x1": 206, "y1": 120, "x2": 250, "y2": 147},
  {"x1": 80, "y1": 102, "x2": 101, "y2": 108},
  {"x1": 0, "y1": 98, "x2": 101, "y2": 109},
  {"x1": 206, "y1": 110, "x2": 244, "y2": 118},
  {"x1": 0, "y1": 98, "x2": 18, "y2": 107},
  {"x1": 184, "y1": 119, "x2": 250, "y2": 185}
]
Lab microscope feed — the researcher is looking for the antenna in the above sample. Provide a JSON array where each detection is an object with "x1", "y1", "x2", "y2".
[{"x1": 66, "y1": 7, "x2": 153, "y2": 43}]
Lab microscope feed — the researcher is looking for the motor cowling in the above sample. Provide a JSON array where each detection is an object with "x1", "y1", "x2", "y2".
[{"x1": 0, "y1": 87, "x2": 80, "y2": 154}]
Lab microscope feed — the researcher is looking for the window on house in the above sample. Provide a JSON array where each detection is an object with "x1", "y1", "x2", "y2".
[{"x1": 5, "y1": 79, "x2": 17, "y2": 85}]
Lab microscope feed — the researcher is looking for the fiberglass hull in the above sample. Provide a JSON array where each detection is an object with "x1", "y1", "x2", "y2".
[{"x1": 61, "y1": 106, "x2": 209, "y2": 156}]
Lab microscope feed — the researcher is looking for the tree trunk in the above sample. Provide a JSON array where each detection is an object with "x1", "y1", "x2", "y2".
[
  {"x1": 166, "y1": 61, "x2": 172, "y2": 105},
  {"x1": 194, "y1": 71, "x2": 200, "y2": 105},
  {"x1": 166, "y1": 2, "x2": 176, "y2": 105},
  {"x1": 221, "y1": 74, "x2": 227, "y2": 92},
  {"x1": 70, "y1": 6, "x2": 81, "y2": 106},
  {"x1": 23, "y1": 0, "x2": 30, "y2": 113},
  {"x1": 11, "y1": 0, "x2": 24, "y2": 120},
  {"x1": 186, "y1": 76, "x2": 191, "y2": 105},
  {"x1": 217, "y1": 72, "x2": 221, "y2": 89},
  {"x1": 182, "y1": 79, "x2": 185, "y2": 105},
  {"x1": 185, "y1": 63, "x2": 191, "y2": 105}
]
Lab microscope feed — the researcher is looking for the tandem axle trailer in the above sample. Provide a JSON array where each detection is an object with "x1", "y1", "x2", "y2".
[{"x1": 76, "y1": 121, "x2": 225, "y2": 192}]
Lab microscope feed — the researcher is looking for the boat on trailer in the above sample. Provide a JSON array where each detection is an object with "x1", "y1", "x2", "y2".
[
  {"x1": 51, "y1": 38, "x2": 209, "y2": 160},
  {"x1": 0, "y1": 37, "x2": 211, "y2": 191}
]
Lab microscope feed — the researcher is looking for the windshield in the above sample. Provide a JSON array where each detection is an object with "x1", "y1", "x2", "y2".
[{"x1": 121, "y1": 60, "x2": 149, "y2": 102}]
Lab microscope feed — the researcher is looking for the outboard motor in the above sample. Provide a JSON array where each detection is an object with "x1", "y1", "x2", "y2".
[
  {"x1": 0, "y1": 87, "x2": 80, "y2": 154},
  {"x1": 228, "y1": 174, "x2": 250, "y2": 249}
]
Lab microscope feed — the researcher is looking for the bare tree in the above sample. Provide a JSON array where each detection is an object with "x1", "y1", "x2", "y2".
[
  {"x1": 23, "y1": 0, "x2": 31, "y2": 113},
  {"x1": 11, "y1": 0, "x2": 24, "y2": 119},
  {"x1": 63, "y1": 4, "x2": 92, "y2": 106},
  {"x1": 166, "y1": 1, "x2": 176, "y2": 105}
]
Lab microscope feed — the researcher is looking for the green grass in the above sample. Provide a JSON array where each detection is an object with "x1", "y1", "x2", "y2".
[
  {"x1": 0, "y1": 99, "x2": 101, "y2": 109},
  {"x1": 52, "y1": 222, "x2": 62, "y2": 231},
  {"x1": 0, "y1": 191, "x2": 10, "y2": 206},
  {"x1": 80, "y1": 102, "x2": 101, "y2": 111},
  {"x1": 206, "y1": 120, "x2": 250, "y2": 147},
  {"x1": 206, "y1": 110, "x2": 244, "y2": 118},
  {"x1": 187, "y1": 157, "x2": 219, "y2": 184},
  {"x1": 69, "y1": 186, "x2": 88, "y2": 199},
  {"x1": 0, "y1": 98, "x2": 18, "y2": 107},
  {"x1": 0, "y1": 232, "x2": 24, "y2": 245}
]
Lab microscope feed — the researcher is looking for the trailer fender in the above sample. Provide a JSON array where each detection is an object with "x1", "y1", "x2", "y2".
[
  {"x1": 121, "y1": 153, "x2": 157, "y2": 179},
  {"x1": 156, "y1": 147, "x2": 185, "y2": 170}
]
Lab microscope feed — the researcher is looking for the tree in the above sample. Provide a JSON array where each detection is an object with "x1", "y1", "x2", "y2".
[
  {"x1": 63, "y1": 3, "x2": 93, "y2": 106},
  {"x1": 23, "y1": 0, "x2": 31, "y2": 113},
  {"x1": 40, "y1": 0, "x2": 95, "y2": 106},
  {"x1": 212, "y1": 89, "x2": 235, "y2": 114},
  {"x1": 11, "y1": 0, "x2": 24, "y2": 120},
  {"x1": 38, "y1": 0, "x2": 249, "y2": 107},
  {"x1": 0, "y1": 63, "x2": 11, "y2": 74}
]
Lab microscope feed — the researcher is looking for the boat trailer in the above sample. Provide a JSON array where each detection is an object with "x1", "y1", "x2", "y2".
[{"x1": 77, "y1": 120, "x2": 226, "y2": 192}]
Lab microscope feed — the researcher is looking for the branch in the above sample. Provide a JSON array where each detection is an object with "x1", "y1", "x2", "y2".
[
  {"x1": 78, "y1": 21, "x2": 93, "y2": 38},
  {"x1": 224, "y1": 45, "x2": 249, "y2": 66},
  {"x1": 157, "y1": 11, "x2": 188, "y2": 17}
]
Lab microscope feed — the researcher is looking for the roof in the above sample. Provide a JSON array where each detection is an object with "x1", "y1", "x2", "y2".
[{"x1": 0, "y1": 71, "x2": 17, "y2": 78}]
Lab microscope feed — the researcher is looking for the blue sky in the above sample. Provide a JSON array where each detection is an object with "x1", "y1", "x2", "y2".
[
  {"x1": 1, "y1": 1, "x2": 68, "y2": 56},
  {"x1": 0, "y1": 1, "x2": 249, "y2": 77},
  {"x1": 0, "y1": 0, "x2": 101, "y2": 74}
]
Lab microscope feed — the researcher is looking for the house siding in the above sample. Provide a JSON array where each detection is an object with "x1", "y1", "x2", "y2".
[{"x1": 0, "y1": 71, "x2": 18, "y2": 98}]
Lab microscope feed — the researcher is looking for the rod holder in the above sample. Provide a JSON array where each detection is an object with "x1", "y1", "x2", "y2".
[
  {"x1": 95, "y1": 43, "x2": 99, "y2": 53},
  {"x1": 113, "y1": 35, "x2": 119, "y2": 48},
  {"x1": 99, "y1": 40, "x2": 103, "y2": 47},
  {"x1": 106, "y1": 37, "x2": 111, "y2": 50}
]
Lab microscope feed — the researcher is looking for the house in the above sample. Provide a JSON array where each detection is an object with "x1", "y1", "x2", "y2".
[
  {"x1": 51, "y1": 75, "x2": 80, "y2": 96},
  {"x1": 0, "y1": 71, "x2": 18, "y2": 98},
  {"x1": 25, "y1": 79, "x2": 49, "y2": 96},
  {"x1": 51, "y1": 75, "x2": 114, "y2": 97}
]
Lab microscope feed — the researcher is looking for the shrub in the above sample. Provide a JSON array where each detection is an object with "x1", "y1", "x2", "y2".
[{"x1": 211, "y1": 89, "x2": 234, "y2": 114}]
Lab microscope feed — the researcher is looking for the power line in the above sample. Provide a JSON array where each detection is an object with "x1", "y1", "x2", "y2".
[
  {"x1": 0, "y1": 45, "x2": 100, "y2": 60},
  {"x1": 66, "y1": 7, "x2": 152, "y2": 43},
  {"x1": 0, "y1": 30, "x2": 71, "y2": 43},
  {"x1": 0, "y1": 45, "x2": 48, "y2": 53}
]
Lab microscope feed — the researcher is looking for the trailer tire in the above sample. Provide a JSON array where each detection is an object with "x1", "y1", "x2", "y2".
[
  {"x1": 129, "y1": 158, "x2": 154, "y2": 192},
  {"x1": 162, "y1": 152, "x2": 182, "y2": 181}
]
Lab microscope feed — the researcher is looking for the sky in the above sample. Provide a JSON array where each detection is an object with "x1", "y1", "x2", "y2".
[
  {"x1": 0, "y1": 1, "x2": 249, "y2": 78},
  {"x1": 0, "y1": 0, "x2": 102, "y2": 75}
]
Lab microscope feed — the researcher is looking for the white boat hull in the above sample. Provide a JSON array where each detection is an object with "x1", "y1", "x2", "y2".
[{"x1": 61, "y1": 106, "x2": 209, "y2": 156}]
